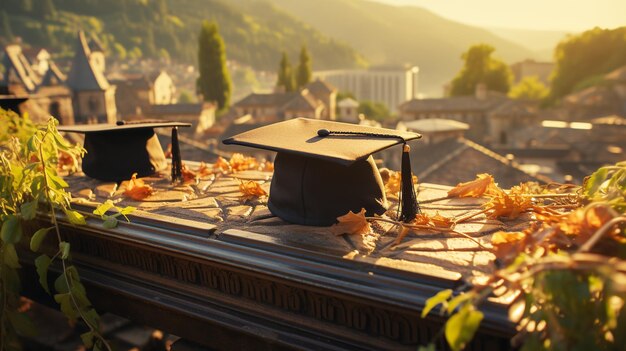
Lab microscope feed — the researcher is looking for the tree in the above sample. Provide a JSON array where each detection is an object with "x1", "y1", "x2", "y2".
[
  {"x1": 509, "y1": 76, "x2": 549, "y2": 101},
  {"x1": 197, "y1": 20, "x2": 232, "y2": 111},
  {"x1": 276, "y1": 52, "x2": 295, "y2": 92},
  {"x1": 449, "y1": 44, "x2": 512, "y2": 96},
  {"x1": 296, "y1": 45, "x2": 312, "y2": 89},
  {"x1": 358, "y1": 100, "x2": 390, "y2": 121},
  {"x1": 550, "y1": 27, "x2": 626, "y2": 101}
]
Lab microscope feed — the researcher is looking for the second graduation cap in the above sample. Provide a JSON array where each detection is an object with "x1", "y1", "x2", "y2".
[
  {"x1": 223, "y1": 118, "x2": 422, "y2": 226},
  {"x1": 59, "y1": 121, "x2": 190, "y2": 182}
]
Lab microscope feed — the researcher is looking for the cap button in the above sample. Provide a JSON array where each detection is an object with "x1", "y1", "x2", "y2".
[{"x1": 317, "y1": 129, "x2": 330, "y2": 137}]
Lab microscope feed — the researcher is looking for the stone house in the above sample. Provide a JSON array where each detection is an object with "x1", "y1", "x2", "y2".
[
  {"x1": 232, "y1": 79, "x2": 337, "y2": 122},
  {"x1": 1, "y1": 44, "x2": 74, "y2": 124},
  {"x1": 111, "y1": 70, "x2": 177, "y2": 117},
  {"x1": 337, "y1": 97, "x2": 359, "y2": 123}
]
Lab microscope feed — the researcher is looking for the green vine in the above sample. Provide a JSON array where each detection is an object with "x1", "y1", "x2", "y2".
[
  {"x1": 0, "y1": 109, "x2": 112, "y2": 350},
  {"x1": 421, "y1": 161, "x2": 626, "y2": 350}
]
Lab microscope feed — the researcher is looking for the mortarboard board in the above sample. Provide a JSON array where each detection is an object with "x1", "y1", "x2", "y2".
[
  {"x1": 59, "y1": 121, "x2": 190, "y2": 182},
  {"x1": 222, "y1": 118, "x2": 422, "y2": 226}
]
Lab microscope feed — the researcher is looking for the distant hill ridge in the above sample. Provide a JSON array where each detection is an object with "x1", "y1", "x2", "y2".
[{"x1": 1, "y1": 0, "x2": 540, "y2": 95}]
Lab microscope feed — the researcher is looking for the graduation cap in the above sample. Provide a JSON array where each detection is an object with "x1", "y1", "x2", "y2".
[
  {"x1": 58, "y1": 121, "x2": 190, "y2": 182},
  {"x1": 222, "y1": 118, "x2": 422, "y2": 226}
]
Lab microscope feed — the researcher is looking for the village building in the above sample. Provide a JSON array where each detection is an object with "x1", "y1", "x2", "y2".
[
  {"x1": 314, "y1": 65, "x2": 419, "y2": 112},
  {"x1": 336, "y1": 97, "x2": 359, "y2": 123},
  {"x1": 111, "y1": 70, "x2": 177, "y2": 117},
  {"x1": 232, "y1": 79, "x2": 337, "y2": 122},
  {"x1": 510, "y1": 59, "x2": 554, "y2": 85},
  {"x1": 66, "y1": 31, "x2": 117, "y2": 124}
]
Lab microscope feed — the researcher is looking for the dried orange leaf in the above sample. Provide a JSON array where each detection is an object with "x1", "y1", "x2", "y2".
[
  {"x1": 57, "y1": 151, "x2": 77, "y2": 171},
  {"x1": 491, "y1": 231, "x2": 527, "y2": 259},
  {"x1": 239, "y1": 180, "x2": 267, "y2": 201},
  {"x1": 229, "y1": 153, "x2": 259, "y2": 172},
  {"x1": 330, "y1": 208, "x2": 371, "y2": 236},
  {"x1": 484, "y1": 191, "x2": 533, "y2": 219},
  {"x1": 196, "y1": 162, "x2": 214, "y2": 177},
  {"x1": 448, "y1": 173, "x2": 499, "y2": 198},
  {"x1": 430, "y1": 212, "x2": 454, "y2": 228},
  {"x1": 123, "y1": 173, "x2": 154, "y2": 200},
  {"x1": 556, "y1": 205, "x2": 615, "y2": 246},
  {"x1": 181, "y1": 164, "x2": 197, "y2": 183},
  {"x1": 384, "y1": 171, "x2": 402, "y2": 197},
  {"x1": 213, "y1": 156, "x2": 231, "y2": 173}
]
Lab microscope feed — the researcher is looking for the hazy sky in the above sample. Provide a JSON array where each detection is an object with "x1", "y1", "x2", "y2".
[{"x1": 374, "y1": 0, "x2": 626, "y2": 31}]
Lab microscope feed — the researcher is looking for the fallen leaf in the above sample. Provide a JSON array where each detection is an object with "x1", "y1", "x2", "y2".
[
  {"x1": 384, "y1": 171, "x2": 418, "y2": 198},
  {"x1": 181, "y1": 164, "x2": 197, "y2": 183},
  {"x1": 239, "y1": 180, "x2": 267, "y2": 201},
  {"x1": 448, "y1": 173, "x2": 500, "y2": 198},
  {"x1": 484, "y1": 190, "x2": 533, "y2": 220},
  {"x1": 196, "y1": 162, "x2": 213, "y2": 177},
  {"x1": 430, "y1": 212, "x2": 454, "y2": 228},
  {"x1": 57, "y1": 151, "x2": 77, "y2": 171},
  {"x1": 229, "y1": 153, "x2": 259, "y2": 172},
  {"x1": 330, "y1": 208, "x2": 371, "y2": 236},
  {"x1": 213, "y1": 156, "x2": 231, "y2": 173},
  {"x1": 259, "y1": 160, "x2": 274, "y2": 172},
  {"x1": 384, "y1": 171, "x2": 402, "y2": 198},
  {"x1": 556, "y1": 205, "x2": 615, "y2": 246},
  {"x1": 123, "y1": 173, "x2": 154, "y2": 200},
  {"x1": 491, "y1": 231, "x2": 528, "y2": 259}
]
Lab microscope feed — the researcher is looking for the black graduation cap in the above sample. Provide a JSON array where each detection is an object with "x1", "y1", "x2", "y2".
[
  {"x1": 222, "y1": 118, "x2": 422, "y2": 226},
  {"x1": 59, "y1": 121, "x2": 190, "y2": 182}
]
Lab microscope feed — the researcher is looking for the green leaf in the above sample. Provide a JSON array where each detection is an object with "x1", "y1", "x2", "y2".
[
  {"x1": 81, "y1": 331, "x2": 95, "y2": 348},
  {"x1": 93, "y1": 200, "x2": 114, "y2": 217},
  {"x1": 445, "y1": 304, "x2": 484, "y2": 351},
  {"x1": 45, "y1": 168, "x2": 69, "y2": 189},
  {"x1": 418, "y1": 344, "x2": 436, "y2": 351},
  {"x1": 422, "y1": 289, "x2": 452, "y2": 318},
  {"x1": 83, "y1": 308, "x2": 100, "y2": 329},
  {"x1": 30, "y1": 227, "x2": 53, "y2": 252},
  {"x1": 26, "y1": 135, "x2": 38, "y2": 152},
  {"x1": 119, "y1": 206, "x2": 136, "y2": 216},
  {"x1": 54, "y1": 274, "x2": 69, "y2": 294},
  {"x1": 102, "y1": 216, "x2": 118, "y2": 229},
  {"x1": 35, "y1": 254, "x2": 52, "y2": 294},
  {"x1": 30, "y1": 175, "x2": 44, "y2": 195},
  {"x1": 447, "y1": 292, "x2": 474, "y2": 314},
  {"x1": 70, "y1": 283, "x2": 90, "y2": 308},
  {"x1": 3, "y1": 243, "x2": 21, "y2": 268},
  {"x1": 64, "y1": 209, "x2": 86, "y2": 225},
  {"x1": 53, "y1": 132, "x2": 72, "y2": 151},
  {"x1": 59, "y1": 241, "x2": 70, "y2": 259},
  {"x1": 2, "y1": 264, "x2": 21, "y2": 293},
  {"x1": 54, "y1": 293, "x2": 79, "y2": 322},
  {"x1": 20, "y1": 200, "x2": 38, "y2": 220},
  {"x1": 584, "y1": 167, "x2": 608, "y2": 197},
  {"x1": 1, "y1": 215, "x2": 22, "y2": 244}
]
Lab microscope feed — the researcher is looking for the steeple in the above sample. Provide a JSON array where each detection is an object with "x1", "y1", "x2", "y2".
[{"x1": 66, "y1": 31, "x2": 110, "y2": 91}]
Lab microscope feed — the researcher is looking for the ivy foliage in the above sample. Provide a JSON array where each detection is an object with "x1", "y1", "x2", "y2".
[
  {"x1": 0, "y1": 109, "x2": 112, "y2": 350},
  {"x1": 421, "y1": 161, "x2": 626, "y2": 351}
]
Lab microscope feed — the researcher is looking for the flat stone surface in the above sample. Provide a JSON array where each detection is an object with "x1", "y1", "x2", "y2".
[{"x1": 64, "y1": 160, "x2": 531, "y2": 282}]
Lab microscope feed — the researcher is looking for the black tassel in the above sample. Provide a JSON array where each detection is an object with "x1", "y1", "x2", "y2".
[
  {"x1": 171, "y1": 126, "x2": 183, "y2": 183},
  {"x1": 400, "y1": 143, "x2": 420, "y2": 222}
]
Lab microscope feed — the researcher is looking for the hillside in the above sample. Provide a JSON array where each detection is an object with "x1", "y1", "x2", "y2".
[
  {"x1": 486, "y1": 27, "x2": 572, "y2": 60},
  {"x1": 0, "y1": 0, "x2": 365, "y2": 71},
  {"x1": 268, "y1": 0, "x2": 536, "y2": 96}
]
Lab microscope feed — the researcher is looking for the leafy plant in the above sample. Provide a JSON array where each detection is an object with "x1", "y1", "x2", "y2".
[
  {"x1": 420, "y1": 162, "x2": 626, "y2": 350},
  {"x1": 0, "y1": 109, "x2": 111, "y2": 350}
]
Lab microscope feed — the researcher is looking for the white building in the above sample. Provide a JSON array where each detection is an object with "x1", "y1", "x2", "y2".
[{"x1": 314, "y1": 65, "x2": 419, "y2": 112}]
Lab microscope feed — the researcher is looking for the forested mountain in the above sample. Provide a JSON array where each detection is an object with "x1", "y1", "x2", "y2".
[
  {"x1": 0, "y1": 0, "x2": 365, "y2": 70},
  {"x1": 268, "y1": 0, "x2": 536, "y2": 95},
  {"x1": 0, "y1": 0, "x2": 541, "y2": 95}
]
